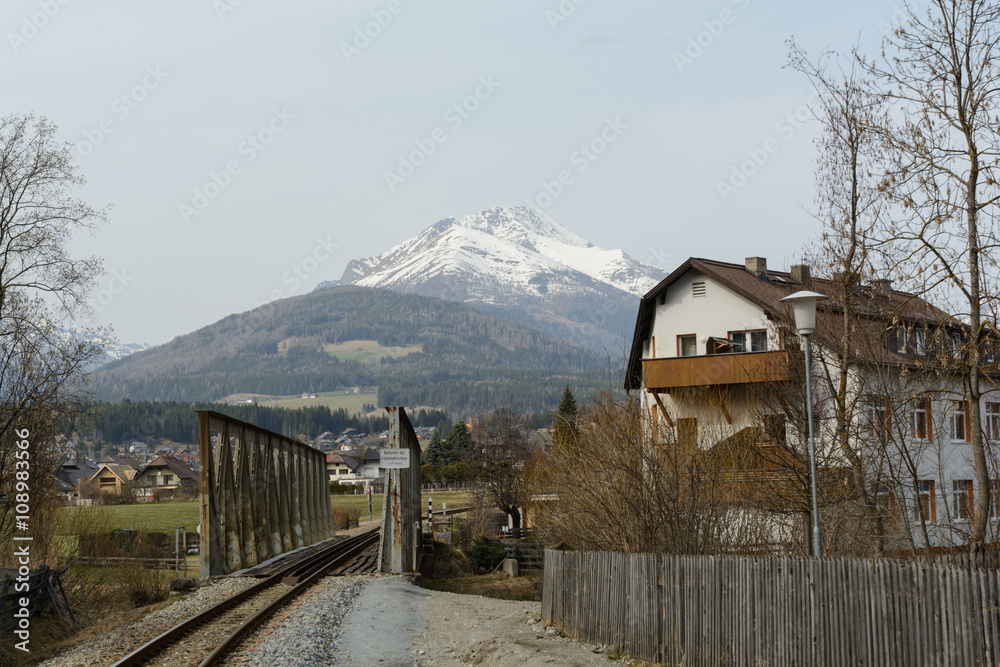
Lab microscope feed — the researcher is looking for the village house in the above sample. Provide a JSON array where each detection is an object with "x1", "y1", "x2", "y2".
[
  {"x1": 625, "y1": 256, "x2": 1000, "y2": 551},
  {"x1": 87, "y1": 463, "x2": 138, "y2": 495},
  {"x1": 135, "y1": 455, "x2": 199, "y2": 500}
]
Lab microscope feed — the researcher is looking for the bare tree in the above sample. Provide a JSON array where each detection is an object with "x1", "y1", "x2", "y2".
[
  {"x1": 469, "y1": 405, "x2": 534, "y2": 536},
  {"x1": 860, "y1": 0, "x2": 1000, "y2": 545},
  {"x1": 787, "y1": 40, "x2": 892, "y2": 554},
  {"x1": 0, "y1": 114, "x2": 107, "y2": 564}
]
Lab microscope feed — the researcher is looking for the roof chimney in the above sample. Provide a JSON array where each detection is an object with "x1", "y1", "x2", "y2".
[
  {"x1": 745, "y1": 257, "x2": 768, "y2": 279},
  {"x1": 790, "y1": 264, "x2": 810, "y2": 285},
  {"x1": 870, "y1": 279, "x2": 892, "y2": 297}
]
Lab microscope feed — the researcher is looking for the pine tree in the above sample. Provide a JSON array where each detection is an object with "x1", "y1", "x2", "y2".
[
  {"x1": 554, "y1": 385, "x2": 578, "y2": 447},
  {"x1": 425, "y1": 429, "x2": 443, "y2": 469},
  {"x1": 440, "y1": 422, "x2": 473, "y2": 466}
]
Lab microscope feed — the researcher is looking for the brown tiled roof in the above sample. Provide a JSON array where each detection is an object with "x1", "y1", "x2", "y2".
[
  {"x1": 625, "y1": 257, "x2": 964, "y2": 391},
  {"x1": 138, "y1": 456, "x2": 198, "y2": 481}
]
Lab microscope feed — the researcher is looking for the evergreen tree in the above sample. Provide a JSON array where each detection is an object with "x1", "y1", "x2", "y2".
[
  {"x1": 440, "y1": 422, "x2": 473, "y2": 466},
  {"x1": 554, "y1": 385, "x2": 578, "y2": 447},
  {"x1": 425, "y1": 429, "x2": 444, "y2": 469}
]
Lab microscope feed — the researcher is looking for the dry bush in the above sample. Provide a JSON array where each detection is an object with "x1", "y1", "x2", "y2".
[
  {"x1": 529, "y1": 393, "x2": 773, "y2": 555},
  {"x1": 332, "y1": 507, "x2": 360, "y2": 529},
  {"x1": 57, "y1": 505, "x2": 170, "y2": 628},
  {"x1": 455, "y1": 490, "x2": 504, "y2": 550}
]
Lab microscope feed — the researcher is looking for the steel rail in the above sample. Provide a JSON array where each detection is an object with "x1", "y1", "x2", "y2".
[
  {"x1": 110, "y1": 529, "x2": 379, "y2": 667},
  {"x1": 198, "y1": 530, "x2": 379, "y2": 666}
]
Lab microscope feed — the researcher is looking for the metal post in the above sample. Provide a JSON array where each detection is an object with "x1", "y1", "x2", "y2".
[
  {"x1": 803, "y1": 334, "x2": 823, "y2": 557},
  {"x1": 182, "y1": 526, "x2": 187, "y2": 576},
  {"x1": 428, "y1": 498, "x2": 432, "y2": 532},
  {"x1": 368, "y1": 485, "x2": 372, "y2": 524}
]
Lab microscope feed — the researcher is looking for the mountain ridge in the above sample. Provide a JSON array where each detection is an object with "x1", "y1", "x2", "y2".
[
  {"x1": 315, "y1": 205, "x2": 664, "y2": 351},
  {"x1": 91, "y1": 286, "x2": 609, "y2": 415}
]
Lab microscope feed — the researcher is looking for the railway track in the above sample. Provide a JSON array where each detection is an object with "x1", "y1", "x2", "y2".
[{"x1": 110, "y1": 529, "x2": 380, "y2": 667}]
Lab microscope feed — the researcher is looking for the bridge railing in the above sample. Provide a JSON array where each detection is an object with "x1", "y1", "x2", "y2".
[
  {"x1": 378, "y1": 406, "x2": 422, "y2": 573},
  {"x1": 198, "y1": 410, "x2": 334, "y2": 576}
]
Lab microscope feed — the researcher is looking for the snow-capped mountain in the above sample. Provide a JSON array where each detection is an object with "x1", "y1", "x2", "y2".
[
  {"x1": 315, "y1": 206, "x2": 665, "y2": 351},
  {"x1": 98, "y1": 340, "x2": 151, "y2": 363}
]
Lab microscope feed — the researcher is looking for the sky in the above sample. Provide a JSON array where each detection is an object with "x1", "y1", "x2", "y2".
[{"x1": 1, "y1": 0, "x2": 908, "y2": 346}]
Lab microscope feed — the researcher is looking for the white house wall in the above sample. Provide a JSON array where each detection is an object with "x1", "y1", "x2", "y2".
[
  {"x1": 642, "y1": 269, "x2": 782, "y2": 449},
  {"x1": 648, "y1": 270, "x2": 772, "y2": 359}
]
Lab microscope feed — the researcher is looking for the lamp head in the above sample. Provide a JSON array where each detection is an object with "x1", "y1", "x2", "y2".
[{"x1": 780, "y1": 290, "x2": 828, "y2": 336}]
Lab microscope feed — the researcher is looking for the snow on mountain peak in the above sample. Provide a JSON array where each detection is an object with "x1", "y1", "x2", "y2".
[{"x1": 328, "y1": 205, "x2": 663, "y2": 298}]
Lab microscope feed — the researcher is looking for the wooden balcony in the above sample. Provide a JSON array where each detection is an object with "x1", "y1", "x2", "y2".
[{"x1": 642, "y1": 350, "x2": 793, "y2": 391}]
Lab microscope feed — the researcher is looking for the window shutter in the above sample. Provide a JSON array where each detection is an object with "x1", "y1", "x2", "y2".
[{"x1": 926, "y1": 399, "x2": 933, "y2": 440}]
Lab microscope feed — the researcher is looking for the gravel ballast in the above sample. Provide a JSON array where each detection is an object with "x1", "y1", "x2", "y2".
[
  {"x1": 219, "y1": 575, "x2": 365, "y2": 666},
  {"x1": 38, "y1": 577, "x2": 260, "y2": 667}
]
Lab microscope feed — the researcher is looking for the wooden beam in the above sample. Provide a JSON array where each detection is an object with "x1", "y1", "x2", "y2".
[
  {"x1": 649, "y1": 391, "x2": 674, "y2": 428},
  {"x1": 714, "y1": 387, "x2": 733, "y2": 425}
]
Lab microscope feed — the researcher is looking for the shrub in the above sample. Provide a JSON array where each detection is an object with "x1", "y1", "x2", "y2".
[{"x1": 465, "y1": 536, "x2": 507, "y2": 573}]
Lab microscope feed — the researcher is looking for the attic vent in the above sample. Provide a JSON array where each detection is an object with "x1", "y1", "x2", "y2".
[{"x1": 692, "y1": 281, "x2": 706, "y2": 297}]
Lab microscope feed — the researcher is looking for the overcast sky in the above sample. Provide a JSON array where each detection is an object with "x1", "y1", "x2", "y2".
[{"x1": 3, "y1": 0, "x2": 905, "y2": 346}]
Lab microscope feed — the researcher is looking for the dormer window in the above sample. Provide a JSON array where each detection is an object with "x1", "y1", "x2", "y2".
[
  {"x1": 914, "y1": 328, "x2": 926, "y2": 355},
  {"x1": 896, "y1": 326, "x2": 908, "y2": 354}
]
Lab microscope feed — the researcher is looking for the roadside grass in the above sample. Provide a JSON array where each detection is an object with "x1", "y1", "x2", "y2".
[{"x1": 418, "y1": 541, "x2": 541, "y2": 601}]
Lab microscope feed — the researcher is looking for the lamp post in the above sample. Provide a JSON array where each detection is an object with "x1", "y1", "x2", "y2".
[{"x1": 780, "y1": 290, "x2": 828, "y2": 557}]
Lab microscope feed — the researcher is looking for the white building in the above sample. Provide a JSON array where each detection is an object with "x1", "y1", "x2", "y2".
[{"x1": 624, "y1": 256, "x2": 1000, "y2": 552}]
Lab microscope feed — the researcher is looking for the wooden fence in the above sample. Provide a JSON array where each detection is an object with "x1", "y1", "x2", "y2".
[{"x1": 542, "y1": 549, "x2": 1000, "y2": 665}]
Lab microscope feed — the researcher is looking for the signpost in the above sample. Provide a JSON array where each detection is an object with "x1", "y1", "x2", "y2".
[{"x1": 380, "y1": 448, "x2": 410, "y2": 469}]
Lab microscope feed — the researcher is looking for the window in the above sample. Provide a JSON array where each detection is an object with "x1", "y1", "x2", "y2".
[
  {"x1": 863, "y1": 399, "x2": 890, "y2": 439},
  {"x1": 763, "y1": 414, "x2": 786, "y2": 445},
  {"x1": 910, "y1": 398, "x2": 932, "y2": 440},
  {"x1": 782, "y1": 330, "x2": 801, "y2": 351},
  {"x1": 949, "y1": 400, "x2": 969, "y2": 442},
  {"x1": 729, "y1": 332, "x2": 746, "y2": 353},
  {"x1": 953, "y1": 480, "x2": 973, "y2": 520},
  {"x1": 914, "y1": 328, "x2": 926, "y2": 355},
  {"x1": 163, "y1": 474, "x2": 173, "y2": 485},
  {"x1": 987, "y1": 402, "x2": 1000, "y2": 441},
  {"x1": 750, "y1": 330, "x2": 768, "y2": 352},
  {"x1": 678, "y1": 335, "x2": 696, "y2": 357},
  {"x1": 947, "y1": 332, "x2": 962, "y2": 360},
  {"x1": 146, "y1": 475, "x2": 156, "y2": 485},
  {"x1": 99, "y1": 477, "x2": 116, "y2": 488},
  {"x1": 896, "y1": 326, "x2": 908, "y2": 354},
  {"x1": 914, "y1": 480, "x2": 936, "y2": 523}
]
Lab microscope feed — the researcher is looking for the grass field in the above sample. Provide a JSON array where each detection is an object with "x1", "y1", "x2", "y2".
[
  {"x1": 56, "y1": 491, "x2": 473, "y2": 536},
  {"x1": 322, "y1": 339, "x2": 422, "y2": 363},
  {"x1": 221, "y1": 390, "x2": 379, "y2": 414}
]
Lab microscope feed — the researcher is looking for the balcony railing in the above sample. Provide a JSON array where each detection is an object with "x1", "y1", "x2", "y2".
[{"x1": 642, "y1": 350, "x2": 793, "y2": 391}]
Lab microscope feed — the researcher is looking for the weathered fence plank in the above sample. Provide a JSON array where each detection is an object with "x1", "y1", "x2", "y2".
[{"x1": 542, "y1": 549, "x2": 1000, "y2": 666}]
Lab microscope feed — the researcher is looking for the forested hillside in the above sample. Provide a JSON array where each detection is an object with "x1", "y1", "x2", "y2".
[
  {"x1": 91, "y1": 287, "x2": 613, "y2": 414},
  {"x1": 81, "y1": 400, "x2": 448, "y2": 446}
]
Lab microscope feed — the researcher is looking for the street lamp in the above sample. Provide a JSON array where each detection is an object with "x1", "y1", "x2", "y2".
[{"x1": 780, "y1": 290, "x2": 828, "y2": 557}]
